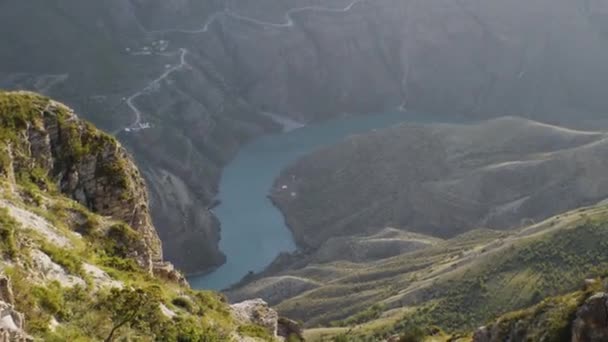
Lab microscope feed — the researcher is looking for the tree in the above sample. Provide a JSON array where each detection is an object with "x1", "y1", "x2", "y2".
[{"x1": 99, "y1": 286, "x2": 162, "y2": 342}]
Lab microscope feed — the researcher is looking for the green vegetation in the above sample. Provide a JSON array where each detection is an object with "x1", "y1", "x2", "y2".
[
  {"x1": 0, "y1": 92, "x2": 46, "y2": 136},
  {"x1": 0, "y1": 92, "x2": 271, "y2": 340},
  {"x1": 32, "y1": 281, "x2": 68, "y2": 319},
  {"x1": 328, "y1": 331, "x2": 435, "y2": 342},
  {"x1": 238, "y1": 324, "x2": 275, "y2": 340},
  {"x1": 6, "y1": 266, "x2": 57, "y2": 333},
  {"x1": 97, "y1": 158, "x2": 131, "y2": 194},
  {"x1": 172, "y1": 296, "x2": 196, "y2": 313},
  {"x1": 294, "y1": 207, "x2": 608, "y2": 342},
  {"x1": 0, "y1": 189, "x2": 245, "y2": 341},
  {"x1": 0, "y1": 207, "x2": 18, "y2": 259},
  {"x1": 397, "y1": 221, "x2": 608, "y2": 332},
  {"x1": 105, "y1": 223, "x2": 142, "y2": 258},
  {"x1": 488, "y1": 291, "x2": 584, "y2": 341},
  {"x1": 332, "y1": 304, "x2": 385, "y2": 327},
  {"x1": 99, "y1": 286, "x2": 163, "y2": 342},
  {"x1": 40, "y1": 243, "x2": 85, "y2": 278},
  {"x1": 0, "y1": 91, "x2": 130, "y2": 199}
]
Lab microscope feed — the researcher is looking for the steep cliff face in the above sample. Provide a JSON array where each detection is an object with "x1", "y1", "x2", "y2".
[
  {"x1": 0, "y1": 91, "x2": 162, "y2": 271},
  {"x1": 0, "y1": 91, "x2": 285, "y2": 341},
  {"x1": 571, "y1": 293, "x2": 608, "y2": 342},
  {"x1": 4, "y1": 0, "x2": 608, "y2": 274}
]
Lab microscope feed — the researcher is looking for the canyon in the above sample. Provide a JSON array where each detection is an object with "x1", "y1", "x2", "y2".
[
  {"x1": 3, "y1": 0, "x2": 608, "y2": 279},
  {"x1": 5, "y1": 0, "x2": 608, "y2": 340}
]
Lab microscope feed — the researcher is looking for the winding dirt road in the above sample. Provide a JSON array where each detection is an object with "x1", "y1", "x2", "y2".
[
  {"x1": 116, "y1": 48, "x2": 188, "y2": 134},
  {"x1": 120, "y1": 0, "x2": 369, "y2": 134}
]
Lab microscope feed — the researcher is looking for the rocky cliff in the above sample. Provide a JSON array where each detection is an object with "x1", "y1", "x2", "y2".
[
  {"x1": 0, "y1": 91, "x2": 291, "y2": 341},
  {"x1": 4, "y1": 0, "x2": 608, "y2": 274},
  {"x1": 0, "y1": 91, "x2": 162, "y2": 272}
]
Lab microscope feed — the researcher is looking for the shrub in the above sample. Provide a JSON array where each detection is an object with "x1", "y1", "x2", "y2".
[
  {"x1": 172, "y1": 296, "x2": 196, "y2": 313},
  {"x1": 40, "y1": 243, "x2": 84, "y2": 277},
  {"x1": 98, "y1": 286, "x2": 163, "y2": 341},
  {"x1": 104, "y1": 223, "x2": 140, "y2": 258},
  {"x1": 237, "y1": 324, "x2": 274, "y2": 340},
  {"x1": 0, "y1": 207, "x2": 18, "y2": 259},
  {"x1": 32, "y1": 281, "x2": 66, "y2": 318},
  {"x1": 336, "y1": 303, "x2": 385, "y2": 326},
  {"x1": 154, "y1": 316, "x2": 225, "y2": 342}
]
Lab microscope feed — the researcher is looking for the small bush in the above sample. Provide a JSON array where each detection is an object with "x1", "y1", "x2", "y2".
[
  {"x1": 105, "y1": 223, "x2": 140, "y2": 258},
  {"x1": 237, "y1": 324, "x2": 274, "y2": 340},
  {"x1": 99, "y1": 255, "x2": 140, "y2": 273},
  {"x1": 32, "y1": 281, "x2": 66, "y2": 319},
  {"x1": 0, "y1": 208, "x2": 18, "y2": 259},
  {"x1": 40, "y1": 243, "x2": 83, "y2": 277},
  {"x1": 172, "y1": 296, "x2": 196, "y2": 313},
  {"x1": 336, "y1": 303, "x2": 385, "y2": 327}
]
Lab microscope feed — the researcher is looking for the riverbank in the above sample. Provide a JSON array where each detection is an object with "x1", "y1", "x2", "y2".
[{"x1": 188, "y1": 110, "x2": 467, "y2": 290}]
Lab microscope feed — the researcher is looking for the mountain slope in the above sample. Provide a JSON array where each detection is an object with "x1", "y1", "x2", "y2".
[
  {"x1": 272, "y1": 117, "x2": 608, "y2": 248},
  {"x1": 4, "y1": 0, "x2": 608, "y2": 275},
  {"x1": 229, "y1": 118, "x2": 608, "y2": 336},
  {"x1": 0, "y1": 91, "x2": 288, "y2": 341},
  {"x1": 249, "y1": 204, "x2": 608, "y2": 341}
]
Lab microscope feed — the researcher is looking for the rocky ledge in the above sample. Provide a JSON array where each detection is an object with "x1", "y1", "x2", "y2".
[
  {"x1": 0, "y1": 277, "x2": 31, "y2": 341},
  {"x1": 0, "y1": 91, "x2": 181, "y2": 280},
  {"x1": 231, "y1": 299, "x2": 304, "y2": 341}
]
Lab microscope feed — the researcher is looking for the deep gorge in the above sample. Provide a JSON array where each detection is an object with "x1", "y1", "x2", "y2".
[{"x1": 3, "y1": 0, "x2": 608, "y2": 278}]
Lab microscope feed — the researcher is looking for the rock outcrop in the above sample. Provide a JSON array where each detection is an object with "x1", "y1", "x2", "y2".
[
  {"x1": 0, "y1": 91, "x2": 175, "y2": 276},
  {"x1": 231, "y1": 299, "x2": 279, "y2": 338},
  {"x1": 0, "y1": 277, "x2": 31, "y2": 342},
  {"x1": 0, "y1": 92, "x2": 161, "y2": 270},
  {"x1": 0, "y1": 92, "x2": 282, "y2": 340},
  {"x1": 0, "y1": 301, "x2": 29, "y2": 342},
  {"x1": 277, "y1": 317, "x2": 304, "y2": 341},
  {"x1": 152, "y1": 261, "x2": 188, "y2": 287},
  {"x1": 571, "y1": 293, "x2": 608, "y2": 342},
  {"x1": 230, "y1": 298, "x2": 304, "y2": 341}
]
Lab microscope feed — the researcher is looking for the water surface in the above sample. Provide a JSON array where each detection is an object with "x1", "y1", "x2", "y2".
[{"x1": 189, "y1": 110, "x2": 460, "y2": 290}]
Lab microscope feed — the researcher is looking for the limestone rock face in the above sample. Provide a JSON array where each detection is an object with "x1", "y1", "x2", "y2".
[
  {"x1": 152, "y1": 261, "x2": 188, "y2": 287},
  {"x1": 277, "y1": 317, "x2": 303, "y2": 341},
  {"x1": 0, "y1": 277, "x2": 31, "y2": 342},
  {"x1": 230, "y1": 299, "x2": 279, "y2": 337},
  {"x1": 572, "y1": 293, "x2": 608, "y2": 342},
  {"x1": 1, "y1": 91, "x2": 162, "y2": 273},
  {"x1": 0, "y1": 278, "x2": 14, "y2": 306}
]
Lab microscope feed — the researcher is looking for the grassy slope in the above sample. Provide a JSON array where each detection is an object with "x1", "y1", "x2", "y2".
[{"x1": 297, "y1": 205, "x2": 608, "y2": 341}]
